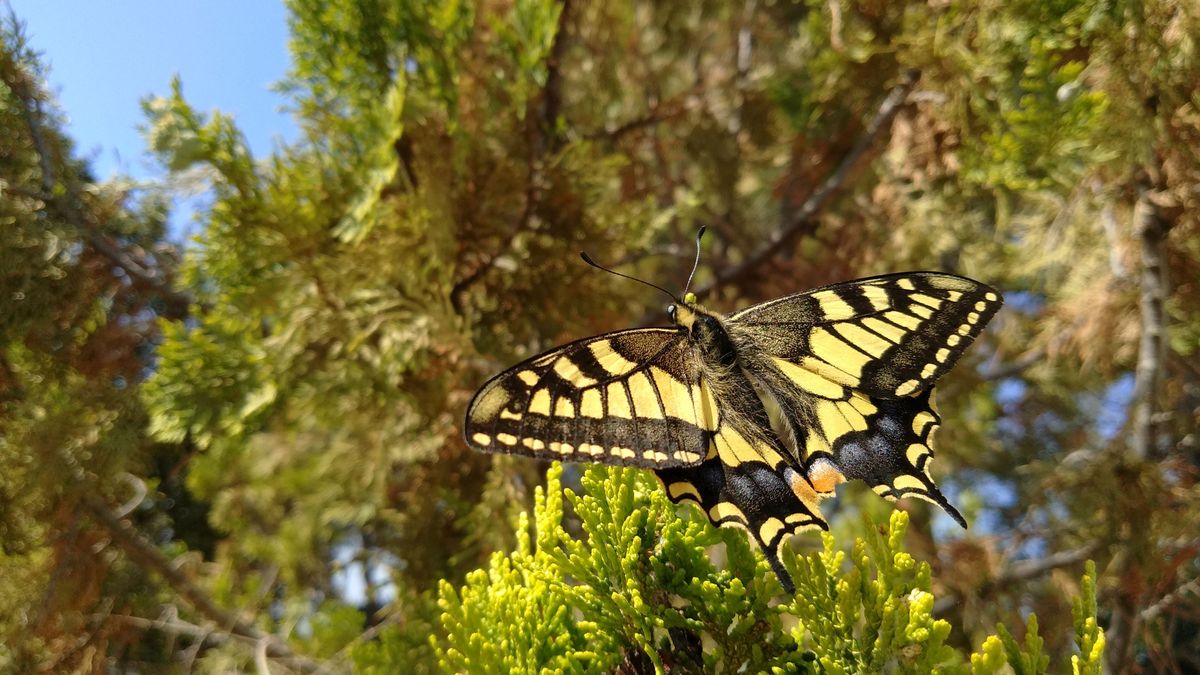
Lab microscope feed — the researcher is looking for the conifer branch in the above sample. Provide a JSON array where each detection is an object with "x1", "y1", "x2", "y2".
[
  {"x1": 1, "y1": 40, "x2": 193, "y2": 315},
  {"x1": 450, "y1": 0, "x2": 573, "y2": 315}
]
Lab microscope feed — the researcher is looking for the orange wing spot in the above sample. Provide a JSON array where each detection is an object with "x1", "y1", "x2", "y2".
[{"x1": 807, "y1": 457, "x2": 846, "y2": 494}]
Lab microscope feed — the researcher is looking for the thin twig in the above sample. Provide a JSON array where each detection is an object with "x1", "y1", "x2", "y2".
[{"x1": 580, "y1": 102, "x2": 690, "y2": 142}]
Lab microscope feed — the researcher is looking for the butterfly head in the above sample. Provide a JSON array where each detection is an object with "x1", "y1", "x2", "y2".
[{"x1": 667, "y1": 292, "x2": 703, "y2": 330}]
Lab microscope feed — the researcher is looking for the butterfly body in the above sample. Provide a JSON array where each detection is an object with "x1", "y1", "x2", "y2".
[{"x1": 466, "y1": 272, "x2": 1002, "y2": 592}]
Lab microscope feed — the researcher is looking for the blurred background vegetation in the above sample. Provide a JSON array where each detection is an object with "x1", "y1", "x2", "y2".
[{"x1": 1, "y1": 0, "x2": 1197, "y2": 672}]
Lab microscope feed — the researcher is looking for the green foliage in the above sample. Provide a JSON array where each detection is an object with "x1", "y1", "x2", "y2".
[
  {"x1": 1071, "y1": 561, "x2": 1105, "y2": 675},
  {"x1": 416, "y1": 465, "x2": 1104, "y2": 674}
]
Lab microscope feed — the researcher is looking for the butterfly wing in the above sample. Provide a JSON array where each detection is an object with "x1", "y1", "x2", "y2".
[
  {"x1": 464, "y1": 328, "x2": 715, "y2": 468},
  {"x1": 728, "y1": 272, "x2": 1002, "y2": 524},
  {"x1": 655, "y1": 408, "x2": 828, "y2": 594},
  {"x1": 731, "y1": 272, "x2": 1002, "y2": 398}
]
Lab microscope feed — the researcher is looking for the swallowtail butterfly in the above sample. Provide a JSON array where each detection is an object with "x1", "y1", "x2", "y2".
[{"x1": 465, "y1": 234, "x2": 1001, "y2": 592}]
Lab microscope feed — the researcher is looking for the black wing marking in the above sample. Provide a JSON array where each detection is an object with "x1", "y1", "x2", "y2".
[{"x1": 820, "y1": 390, "x2": 964, "y2": 526}]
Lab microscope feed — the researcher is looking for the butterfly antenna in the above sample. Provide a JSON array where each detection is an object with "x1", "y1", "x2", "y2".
[
  {"x1": 682, "y1": 225, "x2": 706, "y2": 296},
  {"x1": 580, "y1": 252, "x2": 678, "y2": 302}
]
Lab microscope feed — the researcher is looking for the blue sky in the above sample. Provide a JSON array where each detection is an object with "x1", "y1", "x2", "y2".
[{"x1": 10, "y1": 1, "x2": 297, "y2": 180}]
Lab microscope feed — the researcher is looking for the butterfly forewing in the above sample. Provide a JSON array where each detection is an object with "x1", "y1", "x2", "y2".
[
  {"x1": 465, "y1": 328, "x2": 714, "y2": 468},
  {"x1": 731, "y1": 272, "x2": 1002, "y2": 398}
]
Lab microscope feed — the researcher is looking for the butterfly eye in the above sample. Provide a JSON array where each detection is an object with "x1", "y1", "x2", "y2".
[{"x1": 667, "y1": 304, "x2": 677, "y2": 321}]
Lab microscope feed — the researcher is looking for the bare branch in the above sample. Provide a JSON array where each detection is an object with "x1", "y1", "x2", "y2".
[
  {"x1": 82, "y1": 494, "x2": 337, "y2": 674},
  {"x1": 581, "y1": 102, "x2": 690, "y2": 142},
  {"x1": 1129, "y1": 178, "x2": 1175, "y2": 461},
  {"x1": 933, "y1": 542, "x2": 1099, "y2": 615},
  {"x1": 102, "y1": 611, "x2": 333, "y2": 673},
  {"x1": 980, "y1": 349, "x2": 1044, "y2": 381},
  {"x1": 1141, "y1": 575, "x2": 1200, "y2": 623},
  {"x1": 998, "y1": 542, "x2": 1101, "y2": 584},
  {"x1": 1107, "y1": 166, "x2": 1178, "y2": 673},
  {"x1": 103, "y1": 610, "x2": 252, "y2": 646}
]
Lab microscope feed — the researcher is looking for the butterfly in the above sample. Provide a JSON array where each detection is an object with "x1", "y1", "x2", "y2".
[{"x1": 464, "y1": 235, "x2": 1002, "y2": 592}]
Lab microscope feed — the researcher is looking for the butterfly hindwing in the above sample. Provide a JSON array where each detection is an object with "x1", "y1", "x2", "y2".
[
  {"x1": 823, "y1": 390, "x2": 966, "y2": 526},
  {"x1": 465, "y1": 328, "x2": 714, "y2": 468},
  {"x1": 731, "y1": 272, "x2": 1002, "y2": 398}
]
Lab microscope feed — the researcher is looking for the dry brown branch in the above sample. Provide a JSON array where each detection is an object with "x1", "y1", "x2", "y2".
[
  {"x1": 1107, "y1": 167, "x2": 1179, "y2": 673},
  {"x1": 691, "y1": 69, "x2": 920, "y2": 300}
]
